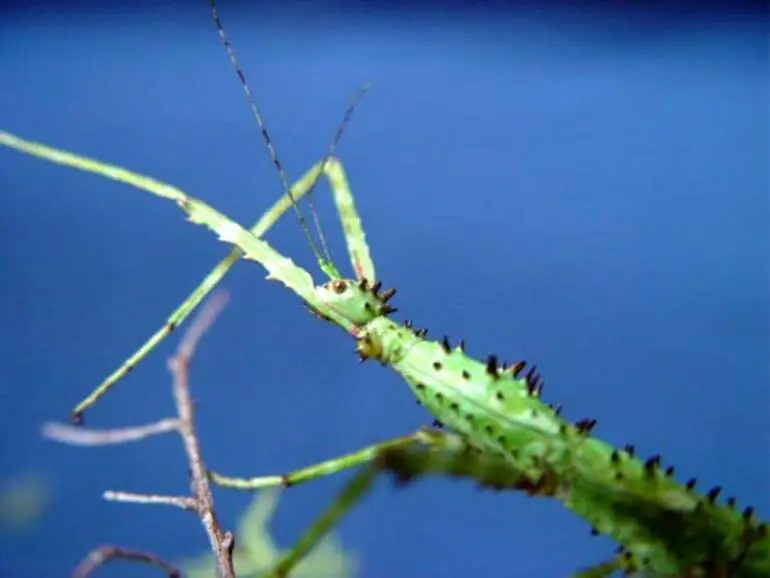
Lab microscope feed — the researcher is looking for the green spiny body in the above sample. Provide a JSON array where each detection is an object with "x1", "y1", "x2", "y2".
[{"x1": 320, "y1": 276, "x2": 770, "y2": 576}]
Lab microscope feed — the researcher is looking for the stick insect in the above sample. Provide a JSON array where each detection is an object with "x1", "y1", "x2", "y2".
[{"x1": 2, "y1": 2, "x2": 768, "y2": 576}]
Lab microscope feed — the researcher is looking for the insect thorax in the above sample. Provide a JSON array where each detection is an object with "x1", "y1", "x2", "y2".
[{"x1": 356, "y1": 316, "x2": 420, "y2": 365}]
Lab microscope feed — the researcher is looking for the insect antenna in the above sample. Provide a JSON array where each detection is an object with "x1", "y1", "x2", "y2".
[
  {"x1": 209, "y1": 0, "x2": 323, "y2": 263},
  {"x1": 209, "y1": 0, "x2": 370, "y2": 275},
  {"x1": 303, "y1": 82, "x2": 372, "y2": 271}
]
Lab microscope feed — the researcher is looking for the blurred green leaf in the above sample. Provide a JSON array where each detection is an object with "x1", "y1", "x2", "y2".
[
  {"x1": 179, "y1": 489, "x2": 358, "y2": 578},
  {"x1": 0, "y1": 471, "x2": 52, "y2": 534}
]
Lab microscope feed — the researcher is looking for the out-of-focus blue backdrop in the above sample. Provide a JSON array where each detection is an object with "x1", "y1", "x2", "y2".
[{"x1": 0, "y1": 1, "x2": 767, "y2": 576}]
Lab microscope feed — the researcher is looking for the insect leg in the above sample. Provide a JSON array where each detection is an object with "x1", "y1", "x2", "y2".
[
  {"x1": 0, "y1": 131, "x2": 351, "y2": 421},
  {"x1": 266, "y1": 428, "x2": 545, "y2": 578},
  {"x1": 209, "y1": 430, "x2": 433, "y2": 491}
]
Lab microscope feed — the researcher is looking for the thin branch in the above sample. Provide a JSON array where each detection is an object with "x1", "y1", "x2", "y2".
[
  {"x1": 175, "y1": 290, "x2": 230, "y2": 360},
  {"x1": 103, "y1": 490, "x2": 197, "y2": 511},
  {"x1": 72, "y1": 544, "x2": 182, "y2": 578},
  {"x1": 46, "y1": 292, "x2": 237, "y2": 578},
  {"x1": 167, "y1": 291, "x2": 236, "y2": 578},
  {"x1": 41, "y1": 418, "x2": 179, "y2": 446}
]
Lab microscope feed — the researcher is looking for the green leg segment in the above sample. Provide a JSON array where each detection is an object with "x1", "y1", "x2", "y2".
[
  {"x1": 209, "y1": 431, "x2": 434, "y2": 491},
  {"x1": 210, "y1": 430, "x2": 444, "y2": 577},
  {"x1": 210, "y1": 428, "x2": 542, "y2": 577},
  {"x1": 240, "y1": 429, "x2": 628, "y2": 578}
]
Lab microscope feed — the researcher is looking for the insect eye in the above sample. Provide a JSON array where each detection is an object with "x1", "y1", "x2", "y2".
[{"x1": 330, "y1": 280, "x2": 348, "y2": 294}]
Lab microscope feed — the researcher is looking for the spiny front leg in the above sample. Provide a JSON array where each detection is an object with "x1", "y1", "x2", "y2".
[{"x1": 0, "y1": 130, "x2": 358, "y2": 421}]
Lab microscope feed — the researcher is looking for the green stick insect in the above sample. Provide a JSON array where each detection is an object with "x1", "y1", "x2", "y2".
[{"x1": 2, "y1": 3, "x2": 768, "y2": 576}]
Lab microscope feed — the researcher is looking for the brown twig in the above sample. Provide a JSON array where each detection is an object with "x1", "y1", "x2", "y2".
[
  {"x1": 72, "y1": 544, "x2": 182, "y2": 578},
  {"x1": 168, "y1": 291, "x2": 236, "y2": 578},
  {"x1": 46, "y1": 292, "x2": 236, "y2": 578}
]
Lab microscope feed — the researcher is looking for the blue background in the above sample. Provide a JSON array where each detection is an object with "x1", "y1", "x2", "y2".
[{"x1": 0, "y1": 1, "x2": 768, "y2": 577}]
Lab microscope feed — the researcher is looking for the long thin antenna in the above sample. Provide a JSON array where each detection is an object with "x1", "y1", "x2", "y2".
[
  {"x1": 209, "y1": 0, "x2": 322, "y2": 262},
  {"x1": 304, "y1": 81, "x2": 372, "y2": 264},
  {"x1": 210, "y1": 1, "x2": 371, "y2": 273}
]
